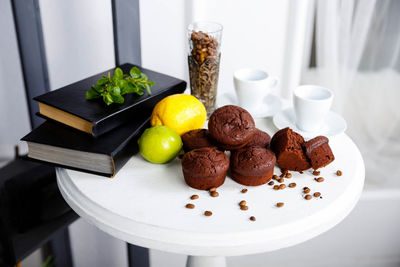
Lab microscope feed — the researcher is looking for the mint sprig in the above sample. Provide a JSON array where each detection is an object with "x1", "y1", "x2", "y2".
[{"x1": 86, "y1": 67, "x2": 155, "y2": 105}]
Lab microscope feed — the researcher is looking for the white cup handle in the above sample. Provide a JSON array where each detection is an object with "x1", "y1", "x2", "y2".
[{"x1": 268, "y1": 76, "x2": 279, "y2": 88}]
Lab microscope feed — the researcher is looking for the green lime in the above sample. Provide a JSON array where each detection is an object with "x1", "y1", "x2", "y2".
[{"x1": 138, "y1": 126, "x2": 182, "y2": 164}]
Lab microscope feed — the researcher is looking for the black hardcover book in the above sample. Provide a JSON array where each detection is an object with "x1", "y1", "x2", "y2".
[
  {"x1": 34, "y1": 63, "x2": 186, "y2": 137},
  {"x1": 21, "y1": 115, "x2": 150, "y2": 178}
]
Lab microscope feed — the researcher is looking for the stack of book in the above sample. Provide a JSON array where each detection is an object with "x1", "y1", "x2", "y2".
[{"x1": 21, "y1": 63, "x2": 186, "y2": 177}]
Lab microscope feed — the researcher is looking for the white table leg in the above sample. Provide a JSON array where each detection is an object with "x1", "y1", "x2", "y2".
[{"x1": 186, "y1": 256, "x2": 226, "y2": 267}]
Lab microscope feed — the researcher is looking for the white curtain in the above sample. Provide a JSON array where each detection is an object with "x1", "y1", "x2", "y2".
[{"x1": 302, "y1": 0, "x2": 400, "y2": 185}]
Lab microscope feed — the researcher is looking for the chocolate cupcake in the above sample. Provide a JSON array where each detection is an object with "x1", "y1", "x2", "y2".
[
  {"x1": 244, "y1": 128, "x2": 271, "y2": 148},
  {"x1": 303, "y1": 136, "x2": 334, "y2": 170},
  {"x1": 181, "y1": 129, "x2": 214, "y2": 152},
  {"x1": 208, "y1": 105, "x2": 256, "y2": 150},
  {"x1": 230, "y1": 146, "x2": 276, "y2": 186},
  {"x1": 270, "y1": 127, "x2": 310, "y2": 171},
  {"x1": 181, "y1": 147, "x2": 229, "y2": 190}
]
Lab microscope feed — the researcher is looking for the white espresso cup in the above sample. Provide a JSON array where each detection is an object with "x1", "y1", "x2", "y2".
[
  {"x1": 233, "y1": 69, "x2": 278, "y2": 113},
  {"x1": 293, "y1": 85, "x2": 334, "y2": 132}
]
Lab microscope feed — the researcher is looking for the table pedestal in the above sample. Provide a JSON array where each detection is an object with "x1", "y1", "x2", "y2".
[{"x1": 186, "y1": 256, "x2": 226, "y2": 267}]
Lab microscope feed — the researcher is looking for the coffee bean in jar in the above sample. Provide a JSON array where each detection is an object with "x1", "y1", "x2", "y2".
[{"x1": 188, "y1": 22, "x2": 223, "y2": 116}]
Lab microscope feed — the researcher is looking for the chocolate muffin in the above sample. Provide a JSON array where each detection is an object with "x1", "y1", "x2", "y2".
[
  {"x1": 208, "y1": 105, "x2": 256, "y2": 150},
  {"x1": 181, "y1": 129, "x2": 214, "y2": 152},
  {"x1": 244, "y1": 128, "x2": 271, "y2": 148},
  {"x1": 270, "y1": 127, "x2": 310, "y2": 171},
  {"x1": 230, "y1": 146, "x2": 276, "y2": 186},
  {"x1": 181, "y1": 147, "x2": 229, "y2": 190},
  {"x1": 303, "y1": 136, "x2": 335, "y2": 170}
]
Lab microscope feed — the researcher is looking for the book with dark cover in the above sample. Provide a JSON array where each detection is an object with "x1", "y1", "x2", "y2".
[
  {"x1": 21, "y1": 115, "x2": 150, "y2": 178},
  {"x1": 34, "y1": 63, "x2": 186, "y2": 137}
]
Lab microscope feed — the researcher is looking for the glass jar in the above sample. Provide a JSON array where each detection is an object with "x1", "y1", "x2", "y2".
[{"x1": 187, "y1": 21, "x2": 223, "y2": 116}]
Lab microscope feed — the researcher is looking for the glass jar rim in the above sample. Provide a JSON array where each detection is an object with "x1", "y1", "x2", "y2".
[{"x1": 188, "y1": 21, "x2": 223, "y2": 34}]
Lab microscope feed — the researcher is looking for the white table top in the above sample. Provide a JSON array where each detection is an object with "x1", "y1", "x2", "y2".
[{"x1": 56, "y1": 118, "x2": 365, "y2": 256}]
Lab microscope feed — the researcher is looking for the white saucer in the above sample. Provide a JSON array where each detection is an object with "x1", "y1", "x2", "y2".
[
  {"x1": 216, "y1": 92, "x2": 282, "y2": 118},
  {"x1": 273, "y1": 108, "x2": 347, "y2": 138}
]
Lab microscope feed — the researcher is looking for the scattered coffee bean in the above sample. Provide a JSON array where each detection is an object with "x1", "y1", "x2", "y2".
[
  {"x1": 314, "y1": 192, "x2": 321, "y2": 197},
  {"x1": 285, "y1": 173, "x2": 292, "y2": 178},
  {"x1": 299, "y1": 171, "x2": 304, "y2": 174},
  {"x1": 209, "y1": 187, "x2": 217, "y2": 192},
  {"x1": 272, "y1": 175, "x2": 279, "y2": 180},
  {"x1": 204, "y1": 211, "x2": 212, "y2": 216},
  {"x1": 239, "y1": 200, "x2": 246, "y2": 206},
  {"x1": 210, "y1": 191, "x2": 219, "y2": 197},
  {"x1": 280, "y1": 173, "x2": 286, "y2": 178},
  {"x1": 250, "y1": 216, "x2": 256, "y2": 221},
  {"x1": 190, "y1": 195, "x2": 199, "y2": 200},
  {"x1": 273, "y1": 185, "x2": 280, "y2": 190},
  {"x1": 281, "y1": 169, "x2": 288, "y2": 175},
  {"x1": 240, "y1": 205, "x2": 249, "y2": 210},
  {"x1": 315, "y1": 177, "x2": 324, "y2": 182},
  {"x1": 303, "y1": 187, "x2": 311, "y2": 194},
  {"x1": 305, "y1": 195, "x2": 312, "y2": 200},
  {"x1": 336, "y1": 170, "x2": 342, "y2": 176},
  {"x1": 279, "y1": 184, "x2": 286, "y2": 190},
  {"x1": 289, "y1": 183, "x2": 296, "y2": 188},
  {"x1": 278, "y1": 178, "x2": 285, "y2": 183},
  {"x1": 276, "y1": 202, "x2": 284, "y2": 208},
  {"x1": 268, "y1": 181, "x2": 274, "y2": 186},
  {"x1": 241, "y1": 188, "x2": 248, "y2": 193},
  {"x1": 313, "y1": 170, "x2": 320, "y2": 176},
  {"x1": 186, "y1": 203, "x2": 195, "y2": 209}
]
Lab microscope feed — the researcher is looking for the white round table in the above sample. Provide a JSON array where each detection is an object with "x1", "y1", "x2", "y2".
[{"x1": 56, "y1": 118, "x2": 365, "y2": 267}]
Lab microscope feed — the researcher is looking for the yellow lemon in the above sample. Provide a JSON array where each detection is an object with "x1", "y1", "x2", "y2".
[{"x1": 150, "y1": 94, "x2": 207, "y2": 135}]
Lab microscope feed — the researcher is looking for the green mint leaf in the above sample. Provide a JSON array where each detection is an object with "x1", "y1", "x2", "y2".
[
  {"x1": 140, "y1": 73, "x2": 148, "y2": 80},
  {"x1": 110, "y1": 92, "x2": 125, "y2": 104},
  {"x1": 144, "y1": 84, "x2": 151, "y2": 95},
  {"x1": 147, "y1": 81, "x2": 155, "y2": 87},
  {"x1": 130, "y1": 67, "x2": 141, "y2": 79},
  {"x1": 114, "y1": 67, "x2": 123, "y2": 79},
  {"x1": 86, "y1": 87, "x2": 100, "y2": 99},
  {"x1": 103, "y1": 93, "x2": 114, "y2": 105},
  {"x1": 97, "y1": 77, "x2": 108, "y2": 86}
]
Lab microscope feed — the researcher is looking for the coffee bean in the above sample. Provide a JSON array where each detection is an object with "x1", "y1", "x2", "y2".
[
  {"x1": 314, "y1": 192, "x2": 321, "y2": 197},
  {"x1": 272, "y1": 175, "x2": 279, "y2": 180},
  {"x1": 337, "y1": 170, "x2": 342, "y2": 176},
  {"x1": 285, "y1": 173, "x2": 292, "y2": 178},
  {"x1": 289, "y1": 183, "x2": 296, "y2": 188},
  {"x1": 210, "y1": 191, "x2": 219, "y2": 197},
  {"x1": 204, "y1": 211, "x2": 212, "y2": 216},
  {"x1": 276, "y1": 202, "x2": 284, "y2": 208},
  {"x1": 186, "y1": 203, "x2": 195, "y2": 209},
  {"x1": 280, "y1": 173, "x2": 286, "y2": 178},
  {"x1": 240, "y1": 205, "x2": 249, "y2": 210},
  {"x1": 239, "y1": 200, "x2": 246, "y2": 206},
  {"x1": 279, "y1": 184, "x2": 286, "y2": 190},
  {"x1": 241, "y1": 188, "x2": 248, "y2": 193},
  {"x1": 268, "y1": 181, "x2": 274, "y2": 186},
  {"x1": 250, "y1": 216, "x2": 256, "y2": 221},
  {"x1": 209, "y1": 187, "x2": 217, "y2": 192},
  {"x1": 305, "y1": 194, "x2": 312, "y2": 200},
  {"x1": 190, "y1": 195, "x2": 199, "y2": 200},
  {"x1": 273, "y1": 185, "x2": 280, "y2": 190},
  {"x1": 303, "y1": 187, "x2": 311, "y2": 194},
  {"x1": 278, "y1": 178, "x2": 285, "y2": 183},
  {"x1": 313, "y1": 170, "x2": 320, "y2": 175},
  {"x1": 315, "y1": 177, "x2": 324, "y2": 182}
]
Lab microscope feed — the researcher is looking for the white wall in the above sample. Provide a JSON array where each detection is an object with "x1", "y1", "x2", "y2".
[
  {"x1": 140, "y1": 0, "x2": 293, "y2": 96},
  {"x1": 0, "y1": 0, "x2": 31, "y2": 160}
]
